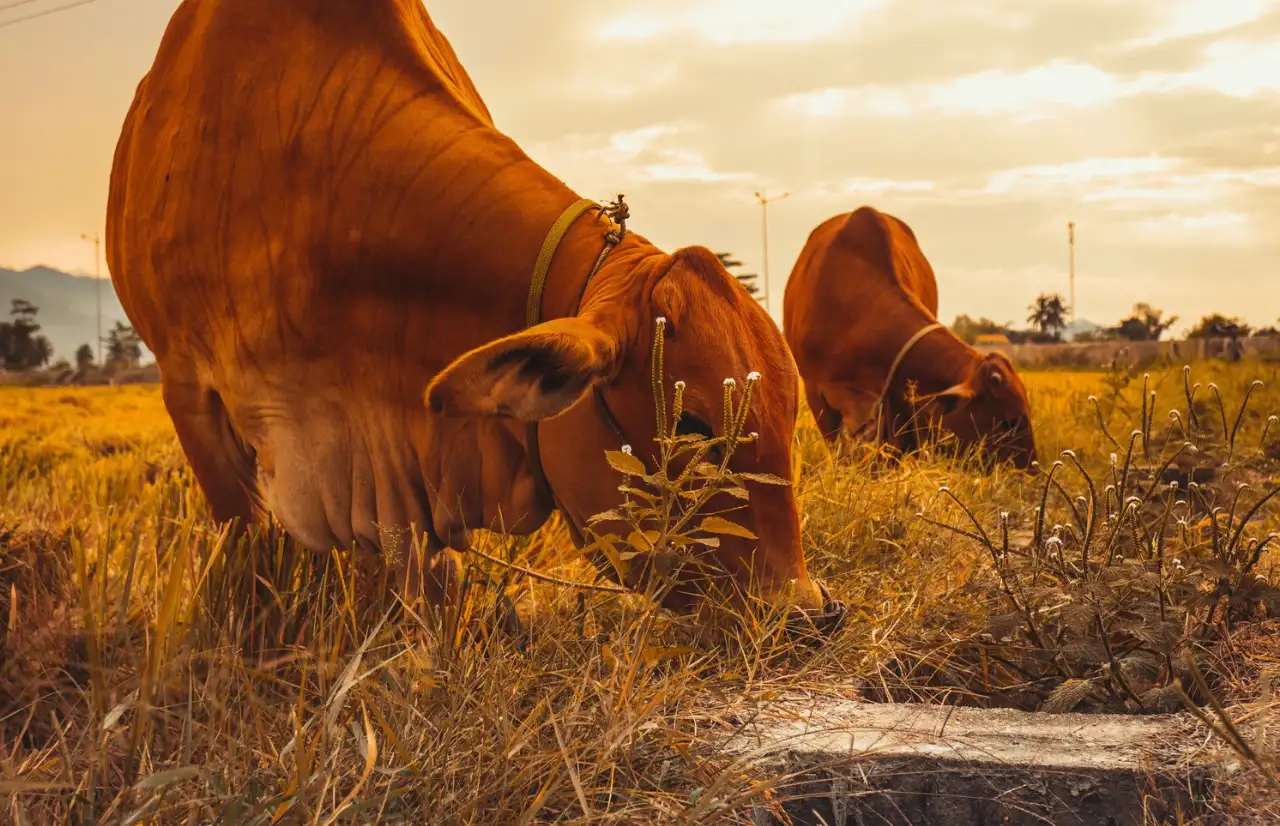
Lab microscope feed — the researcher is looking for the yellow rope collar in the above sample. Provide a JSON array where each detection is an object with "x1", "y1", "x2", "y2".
[
  {"x1": 871, "y1": 321, "x2": 946, "y2": 441},
  {"x1": 523, "y1": 195, "x2": 629, "y2": 504},
  {"x1": 525, "y1": 197, "x2": 598, "y2": 328}
]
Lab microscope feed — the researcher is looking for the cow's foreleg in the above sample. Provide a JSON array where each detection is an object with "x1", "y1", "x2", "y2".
[{"x1": 805, "y1": 385, "x2": 844, "y2": 443}]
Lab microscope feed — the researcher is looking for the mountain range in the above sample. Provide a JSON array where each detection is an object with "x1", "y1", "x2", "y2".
[
  {"x1": 1062, "y1": 319, "x2": 1102, "y2": 341},
  {"x1": 0, "y1": 266, "x2": 153, "y2": 364}
]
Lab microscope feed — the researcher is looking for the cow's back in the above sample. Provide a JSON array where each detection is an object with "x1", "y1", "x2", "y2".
[
  {"x1": 107, "y1": 0, "x2": 500, "y2": 365},
  {"x1": 783, "y1": 206, "x2": 946, "y2": 434},
  {"x1": 785, "y1": 207, "x2": 938, "y2": 376}
]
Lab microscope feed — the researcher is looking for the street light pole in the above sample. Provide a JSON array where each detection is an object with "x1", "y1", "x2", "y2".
[
  {"x1": 80, "y1": 232, "x2": 101, "y2": 367},
  {"x1": 753, "y1": 190, "x2": 789, "y2": 316},
  {"x1": 1067, "y1": 221, "x2": 1076, "y2": 325}
]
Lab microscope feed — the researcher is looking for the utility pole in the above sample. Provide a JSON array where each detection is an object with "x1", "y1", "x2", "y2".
[
  {"x1": 80, "y1": 232, "x2": 101, "y2": 367},
  {"x1": 1067, "y1": 221, "x2": 1076, "y2": 325},
  {"x1": 753, "y1": 190, "x2": 788, "y2": 316}
]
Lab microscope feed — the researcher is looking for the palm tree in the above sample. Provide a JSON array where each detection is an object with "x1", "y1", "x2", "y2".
[
  {"x1": 1027, "y1": 293, "x2": 1068, "y2": 340},
  {"x1": 716, "y1": 252, "x2": 763, "y2": 301},
  {"x1": 105, "y1": 322, "x2": 143, "y2": 370},
  {"x1": 75, "y1": 343, "x2": 95, "y2": 371}
]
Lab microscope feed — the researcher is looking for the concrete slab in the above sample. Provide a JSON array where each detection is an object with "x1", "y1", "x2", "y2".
[{"x1": 729, "y1": 698, "x2": 1218, "y2": 826}]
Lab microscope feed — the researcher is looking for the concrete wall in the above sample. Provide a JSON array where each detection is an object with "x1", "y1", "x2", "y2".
[{"x1": 974, "y1": 336, "x2": 1280, "y2": 368}]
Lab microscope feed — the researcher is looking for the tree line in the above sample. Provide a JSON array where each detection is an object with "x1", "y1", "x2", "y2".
[
  {"x1": 667, "y1": 254, "x2": 1275, "y2": 349},
  {"x1": 0, "y1": 298, "x2": 143, "y2": 373},
  {"x1": 952, "y1": 292, "x2": 1277, "y2": 345}
]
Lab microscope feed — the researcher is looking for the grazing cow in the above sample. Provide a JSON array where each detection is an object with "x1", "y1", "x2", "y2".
[
  {"x1": 106, "y1": 0, "x2": 839, "y2": 622},
  {"x1": 783, "y1": 207, "x2": 1037, "y2": 469}
]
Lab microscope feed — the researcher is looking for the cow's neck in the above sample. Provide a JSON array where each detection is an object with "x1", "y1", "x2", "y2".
[
  {"x1": 879, "y1": 310, "x2": 980, "y2": 399},
  {"x1": 393, "y1": 133, "x2": 661, "y2": 545}
]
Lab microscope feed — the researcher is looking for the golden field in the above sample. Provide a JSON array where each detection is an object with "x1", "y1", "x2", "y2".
[{"x1": 2, "y1": 361, "x2": 1279, "y2": 824}]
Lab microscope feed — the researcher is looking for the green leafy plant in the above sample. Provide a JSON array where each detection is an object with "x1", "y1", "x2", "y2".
[{"x1": 581, "y1": 317, "x2": 794, "y2": 618}]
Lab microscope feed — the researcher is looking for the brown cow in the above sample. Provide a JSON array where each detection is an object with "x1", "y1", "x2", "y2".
[
  {"x1": 106, "y1": 0, "x2": 838, "y2": 621},
  {"x1": 783, "y1": 207, "x2": 1037, "y2": 469}
]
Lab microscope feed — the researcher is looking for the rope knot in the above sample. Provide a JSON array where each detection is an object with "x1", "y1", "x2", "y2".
[{"x1": 600, "y1": 193, "x2": 629, "y2": 239}]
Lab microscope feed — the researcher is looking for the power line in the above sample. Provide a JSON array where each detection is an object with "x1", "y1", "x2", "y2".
[
  {"x1": 0, "y1": 0, "x2": 47, "y2": 13},
  {"x1": 0, "y1": 0, "x2": 96, "y2": 29}
]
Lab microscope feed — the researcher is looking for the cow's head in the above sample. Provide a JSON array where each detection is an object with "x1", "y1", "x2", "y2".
[
  {"x1": 883, "y1": 352, "x2": 1037, "y2": 470},
  {"x1": 426, "y1": 247, "x2": 832, "y2": 624}
]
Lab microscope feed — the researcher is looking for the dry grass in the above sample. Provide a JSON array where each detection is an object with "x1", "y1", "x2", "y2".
[{"x1": 2, "y1": 358, "x2": 1279, "y2": 824}]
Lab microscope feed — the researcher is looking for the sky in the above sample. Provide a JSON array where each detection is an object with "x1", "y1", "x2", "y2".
[{"x1": 2, "y1": 0, "x2": 1279, "y2": 334}]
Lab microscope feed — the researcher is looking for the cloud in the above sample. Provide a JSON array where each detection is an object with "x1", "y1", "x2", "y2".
[
  {"x1": 924, "y1": 63, "x2": 1129, "y2": 116},
  {"x1": 523, "y1": 123, "x2": 754, "y2": 191},
  {"x1": 1125, "y1": 0, "x2": 1273, "y2": 47},
  {"x1": 770, "y1": 38, "x2": 1280, "y2": 128},
  {"x1": 975, "y1": 156, "x2": 1280, "y2": 211},
  {"x1": 836, "y1": 178, "x2": 936, "y2": 195},
  {"x1": 595, "y1": 0, "x2": 887, "y2": 45},
  {"x1": 1131, "y1": 210, "x2": 1253, "y2": 243},
  {"x1": 981, "y1": 157, "x2": 1177, "y2": 195},
  {"x1": 772, "y1": 61, "x2": 1135, "y2": 120},
  {"x1": 1164, "y1": 40, "x2": 1280, "y2": 96}
]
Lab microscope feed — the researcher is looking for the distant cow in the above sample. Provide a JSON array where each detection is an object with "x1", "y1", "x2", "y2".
[
  {"x1": 106, "y1": 0, "x2": 837, "y2": 620},
  {"x1": 783, "y1": 207, "x2": 1036, "y2": 469}
]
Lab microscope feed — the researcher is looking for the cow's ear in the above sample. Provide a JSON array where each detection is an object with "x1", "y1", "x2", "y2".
[
  {"x1": 922, "y1": 382, "x2": 975, "y2": 416},
  {"x1": 425, "y1": 317, "x2": 620, "y2": 421}
]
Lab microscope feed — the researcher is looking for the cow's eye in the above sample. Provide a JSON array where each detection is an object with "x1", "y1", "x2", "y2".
[
  {"x1": 676, "y1": 412, "x2": 725, "y2": 462},
  {"x1": 1001, "y1": 414, "x2": 1028, "y2": 432},
  {"x1": 676, "y1": 412, "x2": 715, "y2": 441}
]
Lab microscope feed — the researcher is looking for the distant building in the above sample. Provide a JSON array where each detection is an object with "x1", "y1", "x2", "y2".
[{"x1": 974, "y1": 333, "x2": 1011, "y2": 345}]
